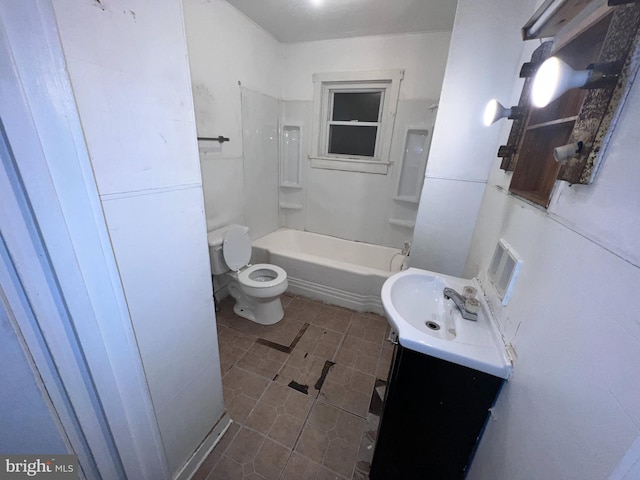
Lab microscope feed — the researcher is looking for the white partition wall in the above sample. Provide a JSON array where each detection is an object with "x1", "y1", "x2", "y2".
[
  {"x1": 50, "y1": 0, "x2": 227, "y2": 476},
  {"x1": 411, "y1": 0, "x2": 536, "y2": 276}
]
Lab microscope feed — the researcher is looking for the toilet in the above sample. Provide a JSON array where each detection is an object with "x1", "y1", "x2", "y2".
[{"x1": 208, "y1": 224, "x2": 288, "y2": 325}]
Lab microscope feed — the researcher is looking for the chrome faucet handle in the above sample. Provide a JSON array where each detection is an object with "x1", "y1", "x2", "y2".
[{"x1": 443, "y1": 287, "x2": 478, "y2": 322}]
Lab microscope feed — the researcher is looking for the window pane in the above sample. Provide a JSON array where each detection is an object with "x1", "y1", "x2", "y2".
[
  {"x1": 328, "y1": 125, "x2": 377, "y2": 157},
  {"x1": 332, "y1": 92, "x2": 381, "y2": 122}
]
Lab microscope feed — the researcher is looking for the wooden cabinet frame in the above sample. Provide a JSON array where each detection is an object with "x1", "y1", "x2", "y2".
[{"x1": 499, "y1": 4, "x2": 640, "y2": 207}]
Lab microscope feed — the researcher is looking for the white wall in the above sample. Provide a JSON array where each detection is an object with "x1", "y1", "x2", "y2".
[
  {"x1": 459, "y1": 4, "x2": 640, "y2": 480},
  {"x1": 281, "y1": 33, "x2": 448, "y2": 246},
  {"x1": 184, "y1": 0, "x2": 282, "y2": 234},
  {"x1": 411, "y1": 0, "x2": 536, "y2": 276},
  {"x1": 0, "y1": 305, "x2": 67, "y2": 454},
  {"x1": 283, "y1": 32, "x2": 451, "y2": 102},
  {"x1": 52, "y1": 0, "x2": 225, "y2": 476},
  {"x1": 465, "y1": 77, "x2": 640, "y2": 477}
]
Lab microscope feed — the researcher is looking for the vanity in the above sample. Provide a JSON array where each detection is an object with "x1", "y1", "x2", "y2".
[{"x1": 370, "y1": 268, "x2": 512, "y2": 479}]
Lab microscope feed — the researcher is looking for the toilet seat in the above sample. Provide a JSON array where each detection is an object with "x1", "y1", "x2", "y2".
[
  {"x1": 237, "y1": 264, "x2": 287, "y2": 289},
  {"x1": 222, "y1": 226, "x2": 287, "y2": 290},
  {"x1": 212, "y1": 224, "x2": 287, "y2": 325}
]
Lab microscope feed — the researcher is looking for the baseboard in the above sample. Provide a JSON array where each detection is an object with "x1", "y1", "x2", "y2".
[
  {"x1": 174, "y1": 412, "x2": 232, "y2": 480},
  {"x1": 287, "y1": 276, "x2": 384, "y2": 315}
]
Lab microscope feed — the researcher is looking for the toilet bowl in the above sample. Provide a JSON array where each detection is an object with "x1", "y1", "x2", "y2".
[{"x1": 208, "y1": 225, "x2": 288, "y2": 325}]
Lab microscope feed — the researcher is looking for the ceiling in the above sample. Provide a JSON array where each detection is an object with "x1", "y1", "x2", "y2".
[{"x1": 224, "y1": 0, "x2": 458, "y2": 44}]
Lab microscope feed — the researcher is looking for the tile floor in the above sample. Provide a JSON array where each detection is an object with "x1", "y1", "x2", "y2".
[{"x1": 193, "y1": 293, "x2": 394, "y2": 480}]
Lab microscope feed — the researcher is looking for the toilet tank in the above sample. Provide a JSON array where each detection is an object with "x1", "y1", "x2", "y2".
[{"x1": 207, "y1": 224, "x2": 250, "y2": 275}]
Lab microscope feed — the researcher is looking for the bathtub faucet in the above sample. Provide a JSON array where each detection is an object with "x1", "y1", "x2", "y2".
[
  {"x1": 443, "y1": 287, "x2": 478, "y2": 321},
  {"x1": 398, "y1": 241, "x2": 411, "y2": 270}
]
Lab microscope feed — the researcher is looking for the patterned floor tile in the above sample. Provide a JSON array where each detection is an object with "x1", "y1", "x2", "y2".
[
  {"x1": 201, "y1": 293, "x2": 394, "y2": 480},
  {"x1": 318, "y1": 364, "x2": 376, "y2": 418}
]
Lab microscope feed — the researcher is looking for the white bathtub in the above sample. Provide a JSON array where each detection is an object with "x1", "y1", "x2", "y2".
[{"x1": 251, "y1": 228, "x2": 406, "y2": 314}]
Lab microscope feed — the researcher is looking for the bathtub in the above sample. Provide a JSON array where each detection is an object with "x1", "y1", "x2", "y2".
[{"x1": 251, "y1": 228, "x2": 406, "y2": 315}]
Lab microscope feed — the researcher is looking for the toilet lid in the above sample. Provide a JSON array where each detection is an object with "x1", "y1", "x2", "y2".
[{"x1": 223, "y1": 226, "x2": 252, "y2": 271}]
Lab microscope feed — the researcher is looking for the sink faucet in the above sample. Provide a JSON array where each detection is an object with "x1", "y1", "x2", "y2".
[{"x1": 443, "y1": 288, "x2": 478, "y2": 321}]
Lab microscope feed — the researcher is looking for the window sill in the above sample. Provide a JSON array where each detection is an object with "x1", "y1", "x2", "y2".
[{"x1": 309, "y1": 156, "x2": 390, "y2": 174}]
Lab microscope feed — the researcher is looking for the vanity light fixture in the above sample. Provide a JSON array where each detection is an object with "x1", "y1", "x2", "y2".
[
  {"x1": 483, "y1": 99, "x2": 524, "y2": 126},
  {"x1": 531, "y1": 56, "x2": 621, "y2": 108},
  {"x1": 527, "y1": 0, "x2": 566, "y2": 37}
]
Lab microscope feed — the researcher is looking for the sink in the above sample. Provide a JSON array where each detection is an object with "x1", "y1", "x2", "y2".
[{"x1": 381, "y1": 268, "x2": 512, "y2": 379}]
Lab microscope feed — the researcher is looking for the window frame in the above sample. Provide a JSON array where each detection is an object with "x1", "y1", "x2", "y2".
[{"x1": 310, "y1": 70, "x2": 404, "y2": 174}]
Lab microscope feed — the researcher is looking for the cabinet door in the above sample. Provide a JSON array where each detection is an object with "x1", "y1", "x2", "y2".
[{"x1": 371, "y1": 346, "x2": 503, "y2": 479}]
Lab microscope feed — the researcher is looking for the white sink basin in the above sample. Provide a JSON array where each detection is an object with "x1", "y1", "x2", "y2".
[{"x1": 381, "y1": 268, "x2": 512, "y2": 379}]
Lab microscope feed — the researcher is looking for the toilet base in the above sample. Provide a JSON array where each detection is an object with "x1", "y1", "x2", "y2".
[
  {"x1": 226, "y1": 271, "x2": 286, "y2": 325},
  {"x1": 232, "y1": 297, "x2": 284, "y2": 325}
]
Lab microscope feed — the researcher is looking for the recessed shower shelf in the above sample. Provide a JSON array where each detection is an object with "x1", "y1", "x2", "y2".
[
  {"x1": 279, "y1": 202, "x2": 303, "y2": 210},
  {"x1": 393, "y1": 197, "x2": 420, "y2": 205},
  {"x1": 281, "y1": 125, "x2": 302, "y2": 188},
  {"x1": 388, "y1": 218, "x2": 415, "y2": 228},
  {"x1": 279, "y1": 184, "x2": 303, "y2": 189},
  {"x1": 395, "y1": 127, "x2": 430, "y2": 203}
]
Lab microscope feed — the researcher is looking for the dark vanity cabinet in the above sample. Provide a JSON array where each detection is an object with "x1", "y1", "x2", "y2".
[{"x1": 370, "y1": 344, "x2": 504, "y2": 479}]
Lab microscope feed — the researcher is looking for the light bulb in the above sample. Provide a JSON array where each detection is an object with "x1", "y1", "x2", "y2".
[
  {"x1": 531, "y1": 57, "x2": 560, "y2": 108},
  {"x1": 483, "y1": 99, "x2": 520, "y2": 126},
  {"x1": 483, "y1": 99, "x2": 500, "y2": 126},
  {"x1": 531, "y1": 57, "x2": 591, "y2": 108}
]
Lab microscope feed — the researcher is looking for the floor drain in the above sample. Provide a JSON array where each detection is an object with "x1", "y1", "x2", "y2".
[{"x1": 425, "y1": 321, "x2": 440, "y2": 331}]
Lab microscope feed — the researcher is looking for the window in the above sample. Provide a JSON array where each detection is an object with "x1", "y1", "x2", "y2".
[
  {"x1": 311, "y1": 70, "x2": 404, "y2": 174},
  {"x1": 328, "y1": 90, "x2": 382, "y2": 157}
]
